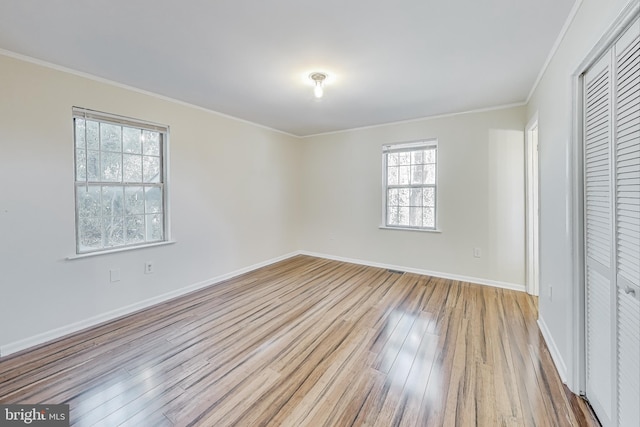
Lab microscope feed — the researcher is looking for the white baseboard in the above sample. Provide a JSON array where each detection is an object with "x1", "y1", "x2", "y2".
[
  {"x1": 537, "y1": 316, "x2": 568, "y2": 383},
  {"x1": 298, "y1": 250, "x2": 526, "y2": 292},
  {"x1": 0, "y1": 251, "x2": 299, "y2": 358},
  {"x1": 1, "y1": 249, "x2": 525, "y2": 358}
]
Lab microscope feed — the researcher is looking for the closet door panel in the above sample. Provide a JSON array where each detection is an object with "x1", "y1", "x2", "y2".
[
  {"x1": 615, "y1": 20, "x2": 640, "y2": 427},
  {"x1": 584, "y1": 17, "x2": 639, "y2": 427},
  {"x1": 584, "y1": 51, "x2": 615, "y2": 426},
  {"x1": 615, "y1": 23, "x2": 640, "y2": 289},
  {"x1": 617, "y1": 282, "x2": 640, "y2": 427}
]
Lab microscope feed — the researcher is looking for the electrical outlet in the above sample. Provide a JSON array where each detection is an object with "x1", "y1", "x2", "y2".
[
  {"x1": 145, "y1": 261, "x2": 154, "y2": 274},
  {"x1": 110, "y1": 268, "x2": 121, "y2": 282},
  {"x1": 473, "y1": 247, "x2": 482, "y2": 258}
]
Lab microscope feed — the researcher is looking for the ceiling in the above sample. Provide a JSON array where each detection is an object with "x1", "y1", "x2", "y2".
[{"x1": 0, "y1": 0, "x2": 576, "y2": 136}]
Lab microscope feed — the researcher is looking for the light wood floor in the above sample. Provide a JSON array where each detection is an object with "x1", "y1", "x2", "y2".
[{"x1": 0, "y1": 255, "x2": 599, "y2": 426}]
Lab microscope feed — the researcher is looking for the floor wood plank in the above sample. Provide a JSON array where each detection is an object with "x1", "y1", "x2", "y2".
[{"x1": 0, "y1": 255, "x2": 599, "y2": 426}]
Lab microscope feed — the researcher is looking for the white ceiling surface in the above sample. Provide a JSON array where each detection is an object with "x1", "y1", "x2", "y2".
[{"x1": 0, "y1": 0, "x2": 576, "y2": 136}]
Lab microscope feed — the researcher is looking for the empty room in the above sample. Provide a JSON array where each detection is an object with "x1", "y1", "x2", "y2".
[{"x1": 0, "y1": 0, "x2": 638, "y2": 426}]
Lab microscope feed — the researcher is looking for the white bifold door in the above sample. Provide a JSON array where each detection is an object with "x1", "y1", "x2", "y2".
[{"x1": 584, "y1": 18, "x2": 639, "y2": 427}]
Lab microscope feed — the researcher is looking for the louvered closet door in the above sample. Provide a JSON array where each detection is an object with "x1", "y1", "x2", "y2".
[
  {"x1": 615, "y1": 20, "x2": 640, "y2": 427},
  {"x1": 584, "y1": 17, "x2": 640, "y2": 427},
  {"x1": 584, "y1": 51, "x2": 615, "y2": 427}
]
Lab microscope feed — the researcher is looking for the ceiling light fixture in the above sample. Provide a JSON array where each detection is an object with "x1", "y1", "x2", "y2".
[{"x1": 309, "y1": 72, "x2": 327, "y2": 98}]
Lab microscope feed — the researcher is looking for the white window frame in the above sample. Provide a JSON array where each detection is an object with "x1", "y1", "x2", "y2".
[
  {"x1": 381, "y1": 139, "x2": 438, "y2": 231},
  {"x1": 72, "y1": 107, "x2": 170, "y2": 255}
]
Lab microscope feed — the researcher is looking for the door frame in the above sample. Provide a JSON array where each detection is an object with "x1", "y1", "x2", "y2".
[{"x1": 525, "y1": 114, "x2": 540, "y2": 296}]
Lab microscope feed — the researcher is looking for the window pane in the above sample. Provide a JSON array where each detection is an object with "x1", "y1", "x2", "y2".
[
  {"x1": 123, "y1": 127, "x2": 142, "y2": 154},
  {"x1": 125, "y1": 215, "x2": 145, "y2": 244},
  {"x1": 410, "y1": 188, "x2": 423, "y2": 206},
  {"x1": 76, "y1": 149, "x2": 86, "y2": 181},
  {"x1": 424, "y1": 148, "x2": 436, "y2": 163},
  {"x1": 100, "y1": 123, "x2": 122, "y2": 152},
  {"x1": 143, "y1": 131, "x2": 160, "y2": 156},
  {"x1": 423, "y1": 207, "x2": 435, "y2": 228},
  {"x1": 387, "y1": 207, "x2": 399, "y2": 225},
  {"x1": 75, "y1": 119, "x2": 85, "y2": 148},
  {"x1": 86, "y1": 120, "x2": 99, "y2": 150},
  {"x1": 102, "y1": 186, "x2": 124, "y2": 217},
  {"x1": 125, "y1": 186, "x2": 144, "y2": 215},
  {"x1": 399, "y1": 166, "x2": 410, "y2": 185},
  {"x1": 77, "y1": 185, "x2": 101, "y2": 217},
  {"x1": 388, "y1": 188, "x2": 399, "y2": 206},
  {"x1": 411, "y1": 150, "x2": 424, "y2": 164},
  {"x1": 143, "y1": 156, "x2": 160, "y2": 183},
  {"x1": 424, "y1": 164, "x2": 436, "y2": 184},
  {"x1": 399, "y1": 189, "x2": 410, "y2": 206},
  {"x1": 387, "y1": 153, "x2": 399, "y2": 166},
  {"x1": 410, "y1": 165, "x2": 423, "y2": 184},
  {"x1": 101, "y1": 152, "x2": 122, "y2": 182},
  {"x1": 87, "y1": 150, "x2": 100, "y2": 181},
  {"x1": 145, "y1": 186, "x2": 163, "y2": 213},
  {"x1": 410, "y1": 207, "x2": 422, "y2": 227},
  {"x1": 123, "y1": 154, "x2": 142, "y2": 182},
  {"x1": 387, "y1": 166, "x2": 398, "y2": 185},
  {"x1": 399, "y1": 152, "x2": 411, "y2": 165},
  {"x1": 146, "y1": 214, "x2": 164, "y2": 241},
  {"x1": 103, "y1": 216, "x2": 124, "y2": 247},
  {"x1": 78, "y1": 217, "x2": 102, "y2": 251},
  {"x1": 399, "y1": 207, "x2": 409, "y2": 225},
  {"x1": 423, "y1": 187, "x2": 435, "y2": 207}
]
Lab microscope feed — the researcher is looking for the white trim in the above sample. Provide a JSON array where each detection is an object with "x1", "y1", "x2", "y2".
[
  {"x1": 0, "y1": 48, "x2": 297, "y2": 138},
  {"x1": 298, "y1": 250, "x2": 526, "y2": 292},
  {"x1": 378, "y1": 226, "x2": 442, "y2": 233},
  {"x1": 570, "y1": 63, "x2": 587, "y2": 395},
  {"x1": 525, "y1": 113, "x2": 540, "y2": 296},
  {"x1": 573, "y1": 1, "x2": 639, "y2": 75},
  {"x1": 300, "y1": 102, "x2": 527, "y2": 138},
  {"x1": 538, "y1": 317, "x2": 569, "y2": 384},
  {"x1": 382, "y1": 138, "x2": 438, "y2": 152},
  {"x1": 72, "y1": 106, "x2": 168, "y2": 133},
  {"x1": 0, "y1": 251, "x2": 299, "y2": 357},
  {"x1": 526, "y1": 0, "x2": 584, "y2": 102},
  {"x1": 66, "y1": 240, "x2": 177, "y2": 260},
  {"x1": 525, "y1": 112, "x2": 539, "y2": 131}
]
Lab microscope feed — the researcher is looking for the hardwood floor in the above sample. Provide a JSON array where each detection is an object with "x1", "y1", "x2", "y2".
[{"x1": 0, "y1": 255, "x2": 599, "y2": 426}]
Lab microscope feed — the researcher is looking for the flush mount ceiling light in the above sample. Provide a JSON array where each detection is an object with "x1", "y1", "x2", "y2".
[{"x1": 309, "y1": 72, "x2": 328, "y2": 98}]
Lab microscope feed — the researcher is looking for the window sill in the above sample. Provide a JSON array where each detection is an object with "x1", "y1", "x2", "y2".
[
  {"x1": 67, "y1": 240, "x2": 177, "y2": 260},
  {"x1": 379, "y1": 226, "x2": 442, "y2": 233}
]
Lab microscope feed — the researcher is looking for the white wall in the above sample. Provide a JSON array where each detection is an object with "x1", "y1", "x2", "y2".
[
  {"x1": 526, "y1": 0, "x2": 635, "y2": 389},
  {"x1": 0, "y1": 54, "x2": 301, "y2": 353},
  {"x1": 0, "y1": 38, "x2": 534, "y2": 356},
  {"x1": 299, "y1": 106, "x2": 526, "y2": 288}
]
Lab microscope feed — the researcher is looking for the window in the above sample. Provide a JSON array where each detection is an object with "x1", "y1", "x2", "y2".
[
  {"x1": 73, "y1": 107, "x2": 169, "y2": 254},
  {"x1": 383, "y1": 140, "x2": 437, "y2": 230}
]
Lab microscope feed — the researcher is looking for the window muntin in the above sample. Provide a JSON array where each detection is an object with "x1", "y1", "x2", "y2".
[
  {"x1": 383, "y1": 140, "x2": 437, "y2": 230},
  {"x1": 73, "y1": 108, "x2": 168, "y2": 254}
]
